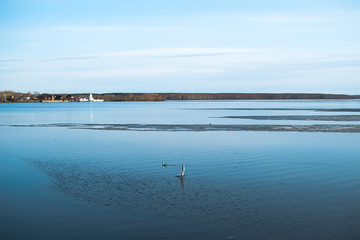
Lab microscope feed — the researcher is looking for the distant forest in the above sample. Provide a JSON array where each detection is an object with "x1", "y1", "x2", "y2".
[
  {"x1": 98, "y1": 93, "x2": 358, "y2": 101},
  {"x1": 1, "y1": 91, "x2": 358, "y2": 103}
]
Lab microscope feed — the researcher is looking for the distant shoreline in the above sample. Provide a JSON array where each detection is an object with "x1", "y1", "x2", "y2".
[{"x1": 1, "y1": 91, "x2": 359, "y2": 103}]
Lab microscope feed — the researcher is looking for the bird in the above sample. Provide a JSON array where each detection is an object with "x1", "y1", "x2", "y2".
[
  {"x1": 162, "y1": 162, "x2": 167, "y2": 168},
  {"x1": 180, "y1": 165, "x2": 185, "y2": 177}
]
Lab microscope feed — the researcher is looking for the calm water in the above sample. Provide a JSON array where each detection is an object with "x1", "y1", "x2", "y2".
[{"x1": 1, "y1": 100, "x2": 360, "y2": 239}]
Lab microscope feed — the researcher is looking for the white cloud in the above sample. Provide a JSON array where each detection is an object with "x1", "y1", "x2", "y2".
[
  {"x1": 54, "y1": 25, "x2": 177, "y2": 32},
  {"x1": 99, "y1": 48, "x2": 260, "y2": 58},
  {"x1": 1, "y1": 47, "x2": 360, "y2": 93},
  {"x1": 239, "y1": 15, "x2": 330, "y2": 23}
]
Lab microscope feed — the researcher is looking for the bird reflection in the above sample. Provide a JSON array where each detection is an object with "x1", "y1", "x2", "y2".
[{"x1": 180, "y1": 176, "x2": 185, "y2": 190}]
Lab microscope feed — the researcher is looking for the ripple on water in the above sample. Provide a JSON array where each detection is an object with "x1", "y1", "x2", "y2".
[
  {"x1": 23, "y1": 150, "x2": 360, "y2": 240},
  {"x1": 26, "y1": 158, "x2": 305, "y2": 226}
]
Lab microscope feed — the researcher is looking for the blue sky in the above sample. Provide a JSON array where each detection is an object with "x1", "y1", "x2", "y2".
[{"x1": 1, "y1": 0, "x2": 359, "y2": 93}]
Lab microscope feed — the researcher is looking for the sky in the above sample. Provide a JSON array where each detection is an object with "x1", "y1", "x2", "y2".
[{"x1": 0, "y1": 0, "x2": 360, "y2": 94}]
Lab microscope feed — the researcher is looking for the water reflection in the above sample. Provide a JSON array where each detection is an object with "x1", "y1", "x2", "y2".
[
  {"x1": 89, "y1": 111, "x2": 93, "y2": 123},
  {"x1": 3, "y1": 101, "x2": 360, "y2": 239},
  {"x1": 180, "y1": 176, "x2": 184, "y2": 191}
]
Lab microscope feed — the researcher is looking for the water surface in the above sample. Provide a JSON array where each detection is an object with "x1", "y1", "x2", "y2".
[{"x1": 1, "y1": 100, "x2": 360, "y2": 239}]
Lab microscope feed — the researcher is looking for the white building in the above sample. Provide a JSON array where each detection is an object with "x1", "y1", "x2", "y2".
[{"x1": 79, "y1": 93, "x2": 104, "y2": 102}]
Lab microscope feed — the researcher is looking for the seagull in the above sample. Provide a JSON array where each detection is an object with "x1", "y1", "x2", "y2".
[{"x1": 162, "y1": 162, "x2": 167, "y2": 168}]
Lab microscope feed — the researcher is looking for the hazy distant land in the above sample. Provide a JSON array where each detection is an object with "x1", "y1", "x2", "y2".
[{"x1": 1, "y1": 91, "x2": 359, "y2": 103}]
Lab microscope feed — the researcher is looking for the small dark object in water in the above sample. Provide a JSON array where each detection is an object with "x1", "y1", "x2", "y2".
[{"x1": 162, "y1": 162, "x2": 167, "y2": 168}]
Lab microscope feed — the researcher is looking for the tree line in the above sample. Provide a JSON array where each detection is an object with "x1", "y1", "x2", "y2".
[
  {"x1": 0, "y1": 91, "x2": 357, "y2": 103},
  {"x1": 94, "y1": 93, "x2": 357, "y2": 101}
]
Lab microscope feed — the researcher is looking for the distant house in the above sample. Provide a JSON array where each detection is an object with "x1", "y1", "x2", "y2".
[
  {"x1": 65, "y1": 94, "x2": 73, "y2": 101},
  {"x1": 6, "y1": 95, "x2": 15, "y2": 102},
  {"x1": 40, "y1": 94, "x2": 54, "y2": 101},
  {"x1": 40, "y1": 94, "x2": 65, "y2": 102}
]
